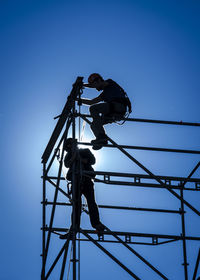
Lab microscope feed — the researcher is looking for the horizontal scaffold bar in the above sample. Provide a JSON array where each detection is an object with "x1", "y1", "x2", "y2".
[
  {"x1": 43, "y1": 227, "x2": 200, "y2": 241},
  {"x1": 87, "y1": 171, "x2": 200, "y2": 182},
  {"x1": 46, "y1": 171, "x2": 200, "y2": 191},
  {"x1": 46, "y1": 172, "x2": 200, "y2": 182},
  {"x1": 41, "y1": 201, "x2": 183, "y2": 214},
  {"x1": 78, "y1": 113, "x2": 200, "y2": 127},
  {"x1": 78, "y1": 141, "x2": 200, "y2": 154}
]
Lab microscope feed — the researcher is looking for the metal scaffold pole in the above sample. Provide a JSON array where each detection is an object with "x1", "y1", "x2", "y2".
[
  {"x1": 180, "y1": 187, "x2": 188, "y2": 280},
  {"x1": 71, "y1": 95, "x2": 77, "y2": 280},
  {"x1": 41, "y1": 162, "x2": 46, "y2": 279}
]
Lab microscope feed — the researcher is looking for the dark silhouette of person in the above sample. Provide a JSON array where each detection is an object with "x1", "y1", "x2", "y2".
[
  {"x1": 79, "y1": 73, "x2": 132, "y2": 150},
  {"x1": 60, "y1": 138, "x2": 105, "y2": 239}
]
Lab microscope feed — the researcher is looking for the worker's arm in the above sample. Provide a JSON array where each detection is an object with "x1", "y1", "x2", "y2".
[
  {"x1": 83, "y1": 81, "x2": 109, "y2": 88},
  {"x1": 83, "y1": 83, "x2": 95, "y2": 88},
  {"x1": 80, "y1": 95, "x2": 102, "y2": 105}
]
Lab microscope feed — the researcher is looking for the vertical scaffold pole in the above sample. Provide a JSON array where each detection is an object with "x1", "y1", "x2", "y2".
[
  {"x1": 72, "y1": 98, "x2": 77, "y2": 280},
  {"x1": 180, "y1": 187, "x2": 188, "y2": 280},
  {"x1": 41, "y1": 162, "x2": 46, "y2": 280}
]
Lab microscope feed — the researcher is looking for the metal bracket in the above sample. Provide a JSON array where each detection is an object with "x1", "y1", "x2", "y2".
[
  {"x1": 165, "y1": 179, "x2": 171, "y2": 185},
  {"x1": 179, "y1": 181, "x2": 184, "y2": 188},
  {"x1": 152, "y1": 236, "x2": 158, "y2": 245},
  {"x1": 104, "y1": 175, "x2": 110, "y2": 183},
  {"x1": 125, "y1": 234, "x2": 131, "y2": 243},
  {"x1": 134, "y1": 177, "x2": 141, "y2": 183},
  {"x1": 98, "y1": 234, "x2": 104, "y2": 241},
  {"x1": 196, "y1": 182, "x2": 200, "y2": 190},
  {"x1": 70, "y1": 258, "x2": 79, "y2": 263},
  {"x1": 181, "y1": 262, "x2": 189, "y2": 266}
]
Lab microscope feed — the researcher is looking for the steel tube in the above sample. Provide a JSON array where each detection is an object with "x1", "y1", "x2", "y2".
[
  {"x1": 47, "y1": 227, "x2": 200, "y2": 241},
  {"x1": 78, "y1": 141, "x2": 200, "y2": 155},
  {"x1": 78, "y1": 113, "x2": 200, "y2": 126},
  {"x1": 180, "y1": 189, "x2": 188, "y2": 280},
  {"x1": 192, "y1": 248, "x2": 200, "y2": 280},
  {"x1": 43, "y1": 201, "x2": 182, "y2": 214},
  {"x1": 41, "y1": 163, "x2": 46, "y2": 280},
  {"x1": 78, "y1": 113, "x2": 200, "y2": 127},
  {"x1": 71, "y1": 100, "x2": 77, "y2": 280}
]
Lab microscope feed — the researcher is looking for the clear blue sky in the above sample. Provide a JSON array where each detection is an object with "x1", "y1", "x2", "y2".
[{"x1": 1, "y1": 0, "x2": 200, "y2": 279}]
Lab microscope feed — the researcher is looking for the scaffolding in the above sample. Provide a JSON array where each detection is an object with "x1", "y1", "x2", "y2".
[{"x1": 41, "y1": 77, "x2": 200, "y2": 280}]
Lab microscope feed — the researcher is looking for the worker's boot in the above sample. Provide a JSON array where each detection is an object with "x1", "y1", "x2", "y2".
[
  {"x1": 91, "y1": 133, "x2": 108, "y2": 150},
  {"x1": 95, "y1": 222, "x2": 105, "y2": 237},
  {"x1": 59, "y1": 230, "x2": 73, "y2": 240}
]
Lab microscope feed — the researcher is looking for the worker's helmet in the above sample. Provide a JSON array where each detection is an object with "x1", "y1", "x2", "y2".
[{"x1": 88, "y1": 73, "x2": 103, "y2": 84}]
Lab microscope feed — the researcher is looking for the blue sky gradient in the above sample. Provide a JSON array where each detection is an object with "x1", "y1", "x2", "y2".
[{"x1": 1, "y1": 0, "x2": 200, "y2": 279}]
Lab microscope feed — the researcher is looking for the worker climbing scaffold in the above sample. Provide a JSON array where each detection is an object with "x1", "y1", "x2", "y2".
[
  {"x1": 59, "y1": 138, "x2": 105, "y2": 239},
  {"x1": 78, "y1": 73, "x2": 132, "y2": 150}
]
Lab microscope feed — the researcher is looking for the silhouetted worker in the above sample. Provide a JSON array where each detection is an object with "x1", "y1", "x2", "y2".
[
  {"x1": 60, "y1": 138, "x2": 105, "y2": 239},
  {"x1": 79, "y1": 73, "x2": 132, "y2": 149}
]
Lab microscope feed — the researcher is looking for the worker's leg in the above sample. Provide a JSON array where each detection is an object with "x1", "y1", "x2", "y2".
[
  {"x1": 89, "y1": 103, "x2": 110, "y2": 139},
  {"x1": 60, "y1": 182, "x2": 81, "y2": 239},
  {"x1": 71, "y1": 181, "x2": 82, "y2": 230},
  {"x1": 82, "y1": 179, "x2": 100, "y2": 228},
  {"x1": 111, "y1": 102, "x2": 126, "y2": 114}
]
